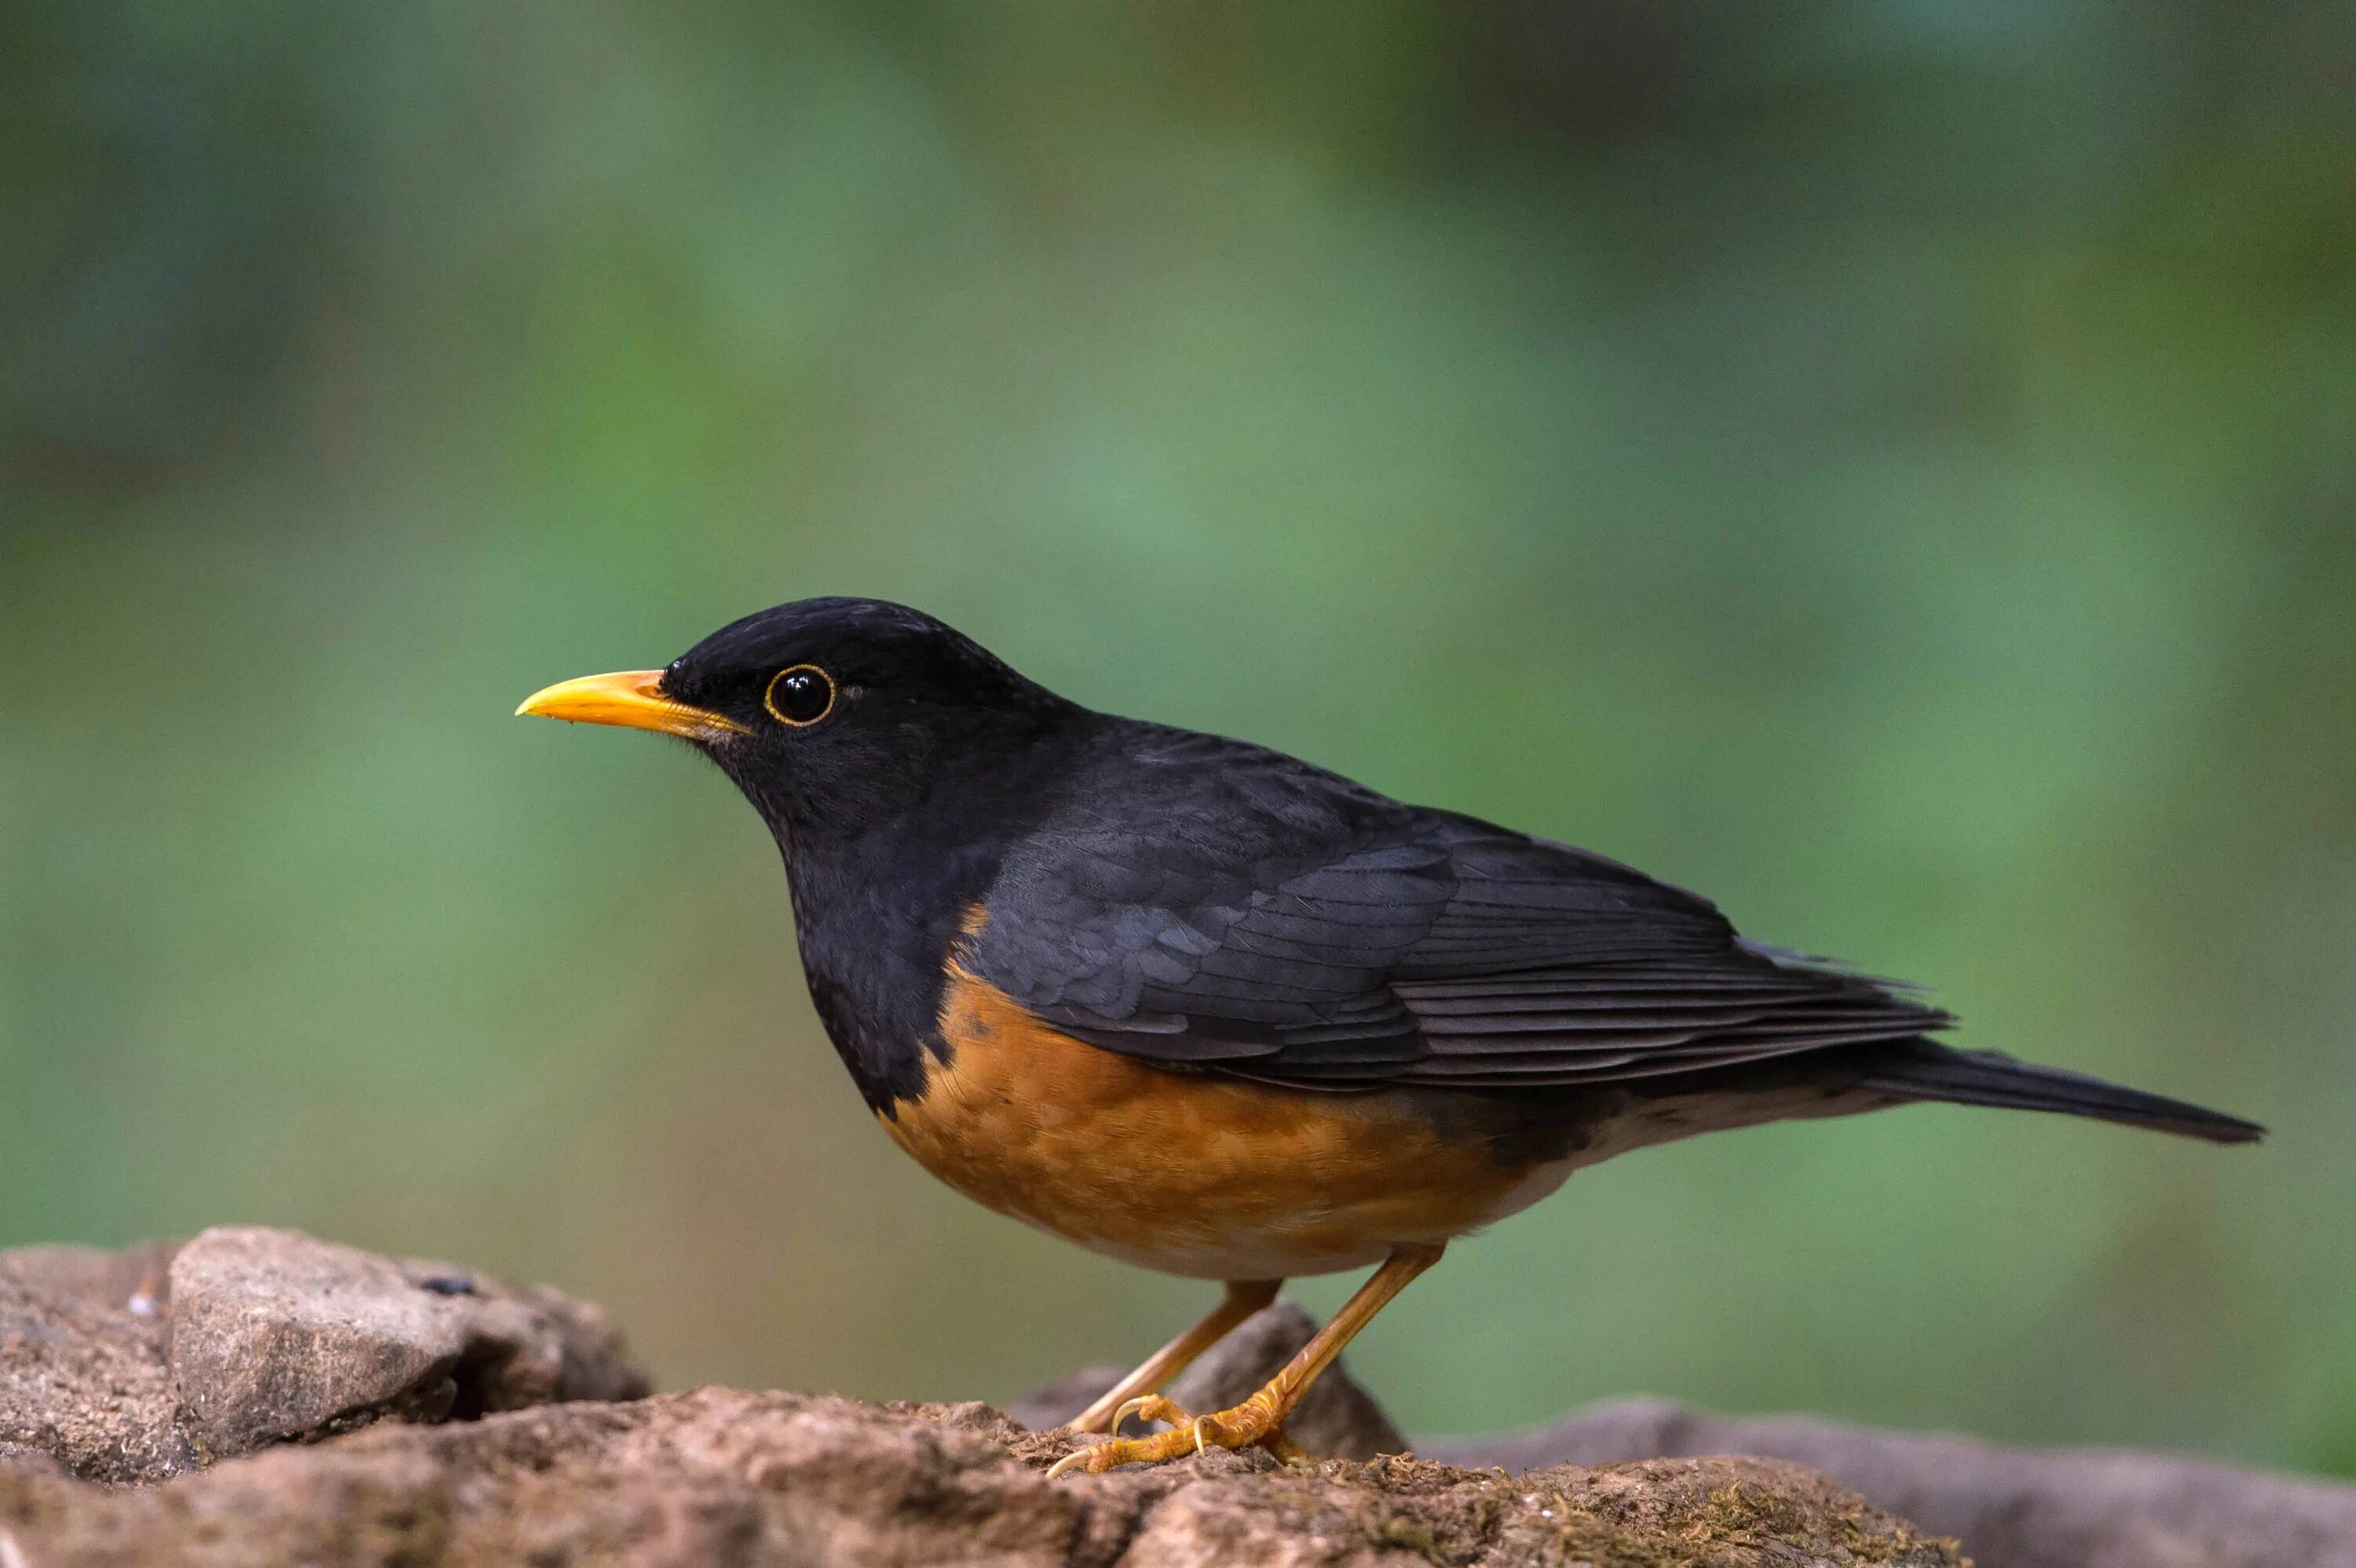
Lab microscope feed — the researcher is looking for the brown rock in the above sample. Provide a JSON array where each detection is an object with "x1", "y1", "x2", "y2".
[
  {"x1": 0, "y1": 1386, "x2": 1963, "y2": 1567},
  {"x1": 0, "y1": 1229, "x2": 648, "y2": 1480},
  {"x1": 1018, "y1": 1331, "x2": 2356, "y2": 1566},
  {"x1": 21, "y1": 1230, "x2": 2338, "y2": 1563},
  {"x1": 166, "y1": 1226, "x2": 647, "y2": 1460},
  {"x1": 0, "y1": 1243, "x2": 192, "y2": 1482},
  {"x1": 1436, "y1": 1397, "x2": 2356, "y2": 1568}
]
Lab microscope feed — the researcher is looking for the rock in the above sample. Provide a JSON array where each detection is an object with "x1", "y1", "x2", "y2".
[
  {"x1": 1008, "y1": 1300, "x2": 1407, "y2": 1462},
  {"x1": 1432, "y1": 1398, "x2": 2356, "y2": 1568},
  {"x1": 0, "y1": 1229, "x2": 648, "y2": 1480},
  {"x1": 0, "y1": 1243, "x2": 190, "y2": 1482},
  {"x1": 14, "y1": 1229, "x2": 2343, "y2": 1563},
  {"x1": 166, "y1": 1226, "x2": 647, "y2": 1460},
  {"x1": 0, "y1": 1386, "x2": 1963, "y2": 1567},
  {"x1": 1015, "y1": 1325, "x2": 2356, "y2": 1566}
]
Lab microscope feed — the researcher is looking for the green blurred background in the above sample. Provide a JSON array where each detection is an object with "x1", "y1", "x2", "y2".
[{"x1": 5, "y1": 0, "x2": 2352, "y2": 1475}]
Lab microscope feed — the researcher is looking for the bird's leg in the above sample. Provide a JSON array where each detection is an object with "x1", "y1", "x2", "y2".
[
  {"x1": 1063, "y1": 1278, "x2": 1280, "y2": 1435},
  {"x1": 1048, "y1": 1243, "x2": 1442, "y2": 1478}
]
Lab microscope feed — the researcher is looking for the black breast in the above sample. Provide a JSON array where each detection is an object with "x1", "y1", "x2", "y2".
[{"x1": 775, "y1": 750, "x2": 1076, "y2": 1113}]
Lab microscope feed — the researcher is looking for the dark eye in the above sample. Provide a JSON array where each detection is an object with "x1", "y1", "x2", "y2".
[{"x1": 764, "y1": 664, "x2": 836, "y2": 726}]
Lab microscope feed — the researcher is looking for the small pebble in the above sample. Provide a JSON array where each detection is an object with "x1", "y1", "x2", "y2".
[{"x1": 417, "y1": 1274, "x2": 477, "y2": 1296}]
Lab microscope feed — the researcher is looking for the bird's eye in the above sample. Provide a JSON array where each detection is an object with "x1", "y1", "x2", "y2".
[{"x1": 764, "y1": 664, "x2": 836, "y2": 726}]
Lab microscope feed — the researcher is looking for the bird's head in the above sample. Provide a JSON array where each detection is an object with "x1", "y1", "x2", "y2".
[{"x1": 518, "y1": 597, "x2": 1077, "y2": 839}]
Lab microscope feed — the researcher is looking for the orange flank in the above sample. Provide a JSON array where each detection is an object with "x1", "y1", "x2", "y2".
[{"x1": 877, "y1": 963, "x2": 1572, "y2": 1280}]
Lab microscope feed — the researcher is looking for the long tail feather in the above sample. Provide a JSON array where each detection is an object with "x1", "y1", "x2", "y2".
[{"x1": 1855, "y1": 1039, "x2": 2264, "y2": 1145}]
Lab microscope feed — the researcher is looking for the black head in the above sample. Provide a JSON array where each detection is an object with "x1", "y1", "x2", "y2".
[{"x1": 518, "y1": 597, "x2": 1081, "y2": 839}]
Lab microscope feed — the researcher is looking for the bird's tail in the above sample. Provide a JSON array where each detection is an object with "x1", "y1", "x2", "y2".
[{"x1": 1854, "y1": 1038, "x2": 2263, "y2": 1145}]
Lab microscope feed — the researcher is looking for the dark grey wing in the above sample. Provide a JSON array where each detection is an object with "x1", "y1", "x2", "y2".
[
  {"x1": 967, "y1": 728, "x2": 1947, "y2": 1089},
  {"x1": 967, "y1": 729, "x2": 1451, "y2": 1075},
  {"x1": 1374, "y1": 822, "x2": 1949, "y2": 1088}
]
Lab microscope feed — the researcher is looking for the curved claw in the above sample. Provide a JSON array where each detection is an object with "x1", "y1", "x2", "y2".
[
  {"x1": 1044, "y1": 1446, "x2": 1098, "y2": 1482},
  {"x1": 1046, "y1": 1395, "x2": 1212, "y2": 1479}
]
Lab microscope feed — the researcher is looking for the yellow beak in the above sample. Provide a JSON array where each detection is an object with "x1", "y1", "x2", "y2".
[{"x1": 514, "y1": 670, "x2": 748, "y2": 741}]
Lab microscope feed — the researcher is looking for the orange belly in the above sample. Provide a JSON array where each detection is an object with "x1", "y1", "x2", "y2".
[{"x1": 876, "y1": 965, "x2": 1573, "y2": 1279}]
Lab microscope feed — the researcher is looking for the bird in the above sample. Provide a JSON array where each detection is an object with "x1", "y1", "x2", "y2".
[{"x1": 516, "y1": 596, "x2": 2262, "y2": 1477}]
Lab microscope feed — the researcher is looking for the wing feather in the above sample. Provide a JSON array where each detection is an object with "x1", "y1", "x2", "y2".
[{"x1": 968, "y1": 729, "x2": 1947, "y2": 1090}]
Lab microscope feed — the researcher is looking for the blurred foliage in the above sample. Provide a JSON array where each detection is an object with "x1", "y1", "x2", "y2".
[{"x1": 4, "y1": 0, "x2": 2353, "y2": 1472}]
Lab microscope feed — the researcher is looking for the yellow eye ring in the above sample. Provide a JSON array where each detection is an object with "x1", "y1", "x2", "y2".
[{"x1": 763, "y1": 664, "x2": 836, "y2": 726}]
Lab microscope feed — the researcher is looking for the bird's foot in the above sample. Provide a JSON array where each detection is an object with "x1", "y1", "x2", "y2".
[{"x1": 1046, "y1": 1392, "x2": 1304, "y2": 1478}]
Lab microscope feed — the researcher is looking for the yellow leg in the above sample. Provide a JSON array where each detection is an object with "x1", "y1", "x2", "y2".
[
  {"x1": 1048, "y1": 1243, "x2": 1443, "y2": 1478},
  {"x1": 1064, "y1": 1278, "x2": 1280, "y2": 1434}
]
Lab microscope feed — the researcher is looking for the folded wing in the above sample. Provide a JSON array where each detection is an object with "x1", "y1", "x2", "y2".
[{"x1": 966, "y1": 735, "x2": 1947, "y2": 1091}]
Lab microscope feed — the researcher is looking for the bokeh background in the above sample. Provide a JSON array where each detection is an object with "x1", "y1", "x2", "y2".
[{"x1": 5, "y1": 0, "x2": 2353, "y2": 1475}]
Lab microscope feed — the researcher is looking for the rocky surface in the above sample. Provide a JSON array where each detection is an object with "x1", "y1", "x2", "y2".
[
  {"x1": 1439, "y1": 1398, "x2": 2356, "y2": 1568},
  {"x1": 4, "y1": 1228, "x2": 2351, "y2": 1565},
  {"x1": 0, "y1": 1232, "x2": 1960, "y2": 1565},
  {"x1": 1024, "y1": 1300, "x2": 2356, "y2": 1568},
  {"x1": 0, "y1": 1227, "x2": 646, "y2": 1482},
  {"x1": 0, "y1": 1386, "x2": 1960, "y2": 1566}
]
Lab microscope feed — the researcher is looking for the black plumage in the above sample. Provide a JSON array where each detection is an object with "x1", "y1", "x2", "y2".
[
  {"x1": 517, "y1": 594, "x2": 2260, "y2": 1474},
  {"x1": 535, "y1": 595, "x2": 2264, "y2": 1141}
]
